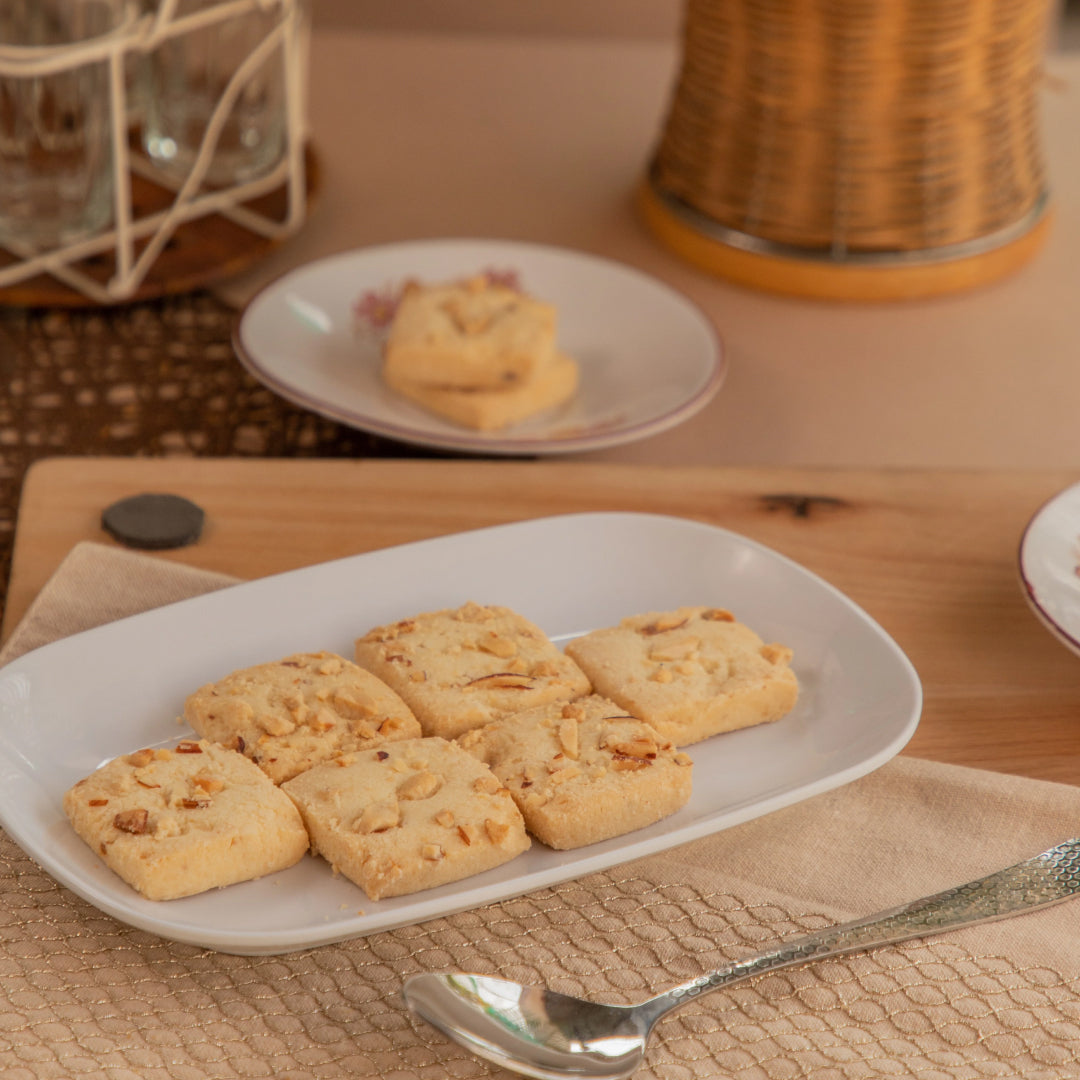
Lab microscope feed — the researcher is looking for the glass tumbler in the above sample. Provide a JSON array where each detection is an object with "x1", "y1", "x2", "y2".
[
  {"x1": 0, "y1": 0, "x2": 127, "y2": 251},
  {"x1": 142, "y1": 0, "x2": 288, "y2": 187}
]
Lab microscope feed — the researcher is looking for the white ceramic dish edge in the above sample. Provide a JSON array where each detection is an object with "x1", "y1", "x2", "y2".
[
  {"x1": 1018, "y1": 480, "x2": 1080, "y2": 657},
  {"x1": 0, "y1": 512, "x2": 922, "y2": 954}
]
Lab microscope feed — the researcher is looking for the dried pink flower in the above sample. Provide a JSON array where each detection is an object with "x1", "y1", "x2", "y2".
[
  {"x1": 352, "y1": 267, "x2": 525, "y2": 336},
  {"x1": 352, "y1": 284, "x2": 403, "y2": 330},
  {"x1": 479, "y1": 267, "x2": 522, "y2": 292}
]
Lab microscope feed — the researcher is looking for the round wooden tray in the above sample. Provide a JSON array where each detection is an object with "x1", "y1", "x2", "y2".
[{"x1": 0, "y1": 144, "x2": 319, "y2": 308}]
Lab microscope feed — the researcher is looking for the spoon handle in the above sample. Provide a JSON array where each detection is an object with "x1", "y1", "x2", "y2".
[{"x1": 642, "y1": 837, "x2": 1080, "y2": 1024}]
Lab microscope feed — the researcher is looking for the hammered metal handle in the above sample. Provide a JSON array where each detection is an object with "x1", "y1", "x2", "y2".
[{"x1": 644, "y1": 839, "x2": 1080, "y2": 1022}]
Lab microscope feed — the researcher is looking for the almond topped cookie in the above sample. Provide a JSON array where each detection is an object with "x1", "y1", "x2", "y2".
[
  {"x1": 354, "y1": 602, "x2": 591, "y2": 740},
  {"x1": 458, "y1": 694, "x2": 693, "y2": 849},
  {"x1": 384, "y1": 349, "x2": 578, "y2": 432},
  {"x1": 184, "y1": 651, "x2": 421, "y2": 784},
  {"x1": 382, "y1": 275, "x2": 558, "y2": 391},
  {"x1": 282, "y1": 736, "x2": 529, "y2": 900},
  {"x1": 63, "y1": 740, "x2": 309, "y2": 901},
  {"x1": 564, "y1": 606, "x2": 798, "y2": 746}
]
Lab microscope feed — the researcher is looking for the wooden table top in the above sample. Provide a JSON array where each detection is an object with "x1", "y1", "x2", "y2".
[{"x1": 8, "y1": 456, "x2": 1080, "y2": 786}]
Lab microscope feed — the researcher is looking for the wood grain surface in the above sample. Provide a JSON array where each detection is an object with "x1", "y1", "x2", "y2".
[{"x1": 7, "y1": 456, "x2": 1080, "y2": 785}]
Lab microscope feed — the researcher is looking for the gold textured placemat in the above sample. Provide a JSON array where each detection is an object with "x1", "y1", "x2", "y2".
[{"x1": 3, "y1": 543, "x2": 1080, "y2": 1079}]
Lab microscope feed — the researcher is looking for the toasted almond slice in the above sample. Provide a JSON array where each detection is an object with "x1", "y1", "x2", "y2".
[
  {"x1": 113, "y1": 808, "x2": 149, "y2": 834},
  {"x1": 464, "y1": 673, "x2": 536, "y2": 690}
]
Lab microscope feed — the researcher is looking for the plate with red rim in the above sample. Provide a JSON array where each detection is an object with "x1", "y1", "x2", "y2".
[
  {"x1": 0, "y1": 513, "x2": 921, "y2": 954},
  {"x1": 233, "y1": 238, "x2": 726, "y2": 455},
  {"x1": 1019, "y1": 481, "x2": 1080, "y2": 657}
]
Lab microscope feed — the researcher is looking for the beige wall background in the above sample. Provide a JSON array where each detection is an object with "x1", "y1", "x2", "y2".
[
  {"x1": 309, "y1": 0, "x2": 1077, "y2": 48},
  {"x1": 309, "y1": 0, "x2": 683, "y2": 38}
]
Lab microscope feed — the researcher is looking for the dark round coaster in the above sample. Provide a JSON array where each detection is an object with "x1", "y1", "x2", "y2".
[{"x1": 101, "y1": 493, "x2": 205, "y2": 550}]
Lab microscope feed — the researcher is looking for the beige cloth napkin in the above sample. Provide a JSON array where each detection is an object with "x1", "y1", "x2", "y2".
[{"x1": 3, "y1": 542, "x2": 1080, "y2": 1079}]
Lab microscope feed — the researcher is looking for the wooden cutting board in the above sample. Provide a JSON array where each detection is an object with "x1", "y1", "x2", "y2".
[{"x1": 7, "y1": 456, "x2": 1080, "y2": 784}]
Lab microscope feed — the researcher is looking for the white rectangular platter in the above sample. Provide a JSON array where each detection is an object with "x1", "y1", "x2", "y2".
[{"x1": 0, "y1": 512, "x2": 921, "y2": 955}]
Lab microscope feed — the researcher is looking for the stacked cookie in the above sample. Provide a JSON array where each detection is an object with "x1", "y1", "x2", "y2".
[
  {"x1": 63, "y1": 602, "x2": 798, "y2": 904},
  {"x1": 183, "y1": 651, "x2": 423, "y2": 784},
  {"x1": 352, "y1": 603, "x2": 696, "y2": 856},
  {"x1": 564, "y1": 606, "x2": 799, "y2": 746},
  {"x1": 64, "y1": 740, "x2": 310, "y2": 902},
  {"x1": 381, "y1": 275, "x2": 579, "y2": 430},
  {"x1": 284, "y1": 737, "x2": 530, "y2": 901}
]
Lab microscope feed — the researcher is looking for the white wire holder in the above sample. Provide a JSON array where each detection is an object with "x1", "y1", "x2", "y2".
[{"x1": 0, "y1": 0, "x2": 308, "y2": 305}]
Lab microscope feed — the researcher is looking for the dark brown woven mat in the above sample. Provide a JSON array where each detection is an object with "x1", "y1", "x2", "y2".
[{"x1": 0, "y1": 291, "x2": 457, "y2": 626}]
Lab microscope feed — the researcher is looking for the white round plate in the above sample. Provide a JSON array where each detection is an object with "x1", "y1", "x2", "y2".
[
  {"x1": 234, "y1": 239, "x2": 725, "y2": 455},
  {"x1": 1018, "y1": 481, "x2": 1080, "y2": 657}
]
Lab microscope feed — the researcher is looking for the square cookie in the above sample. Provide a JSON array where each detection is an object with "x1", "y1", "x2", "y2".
[
  {"x1": 63, "y1": 740, "x2": 309, "y2": 901},
  {"x1": 354, "y1": 602, "x2": 591, "y2": 740},
  {"x1": 384, "y1": 350, "x2": 578, "y2": 431},
  {"x1": 458, "y1": 695, "x2": 693, "y2": 849},
  {"x1": 184, "y1": 651, "x2": 422, "y2": 784},
  {"x1": 383, "y1": 275, "x2": 557, "y2": 391},
  {"x1": 564, "y1": 606, "x2": 798, "y2": 746},
  {"x1": 282, "y1": 736, "x2": 529, "y2": 900}
]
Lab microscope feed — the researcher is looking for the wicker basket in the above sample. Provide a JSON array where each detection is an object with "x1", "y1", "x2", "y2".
[{"x1": 643, "y1": 0, "x2": 1055, "y2": 299}]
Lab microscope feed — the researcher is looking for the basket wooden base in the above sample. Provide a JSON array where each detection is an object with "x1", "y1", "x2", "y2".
[{"x1": 638, "y1": 179, "x2": 1052, "y2": 302}]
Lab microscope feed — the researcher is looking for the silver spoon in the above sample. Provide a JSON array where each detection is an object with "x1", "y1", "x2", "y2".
[{"x1": 404, "y1": 838, "x2": 1080, "y2": 1080}]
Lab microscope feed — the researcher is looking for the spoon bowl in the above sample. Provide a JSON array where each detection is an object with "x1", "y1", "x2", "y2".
[
  {"x1": 403, "y1": 974, "x2": 649, "y2": 1080},
  {"x1": 404, "y1": 838, "x2": 1080, "y2": 1080}
]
